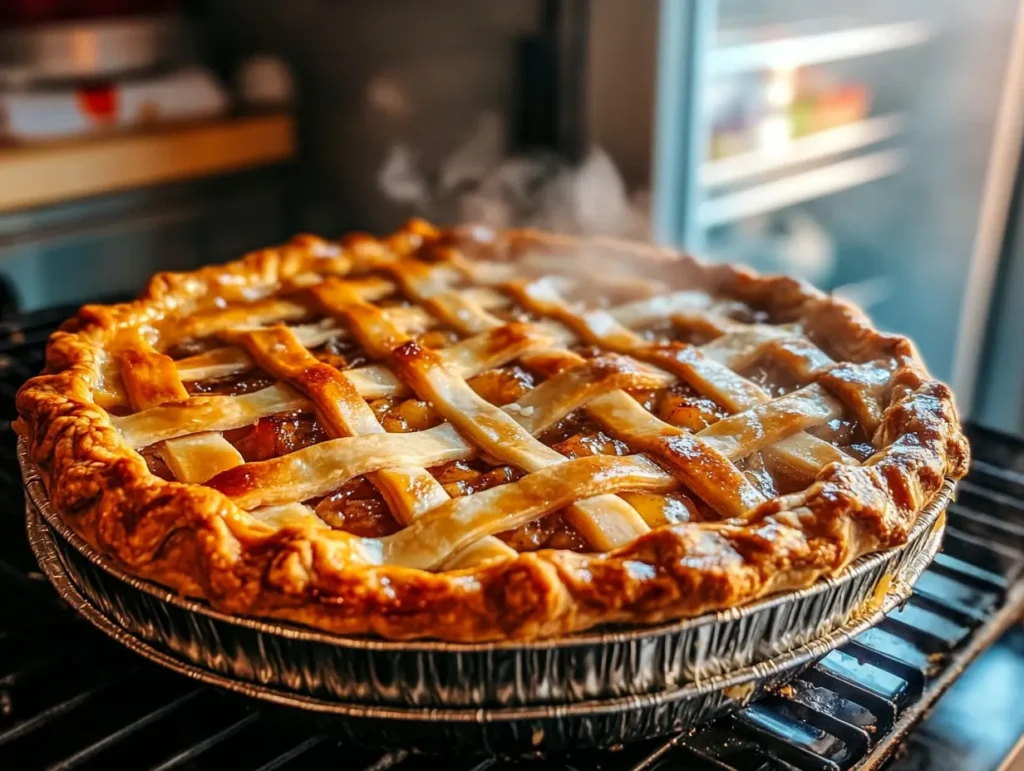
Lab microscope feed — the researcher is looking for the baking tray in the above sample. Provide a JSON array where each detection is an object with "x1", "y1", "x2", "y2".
[
  {"x1": 27, "y1": 499, "x2": 948, "y2": 754},
  {"x1": 20, "y1": 439, "x2": 953, "y2": 710}
]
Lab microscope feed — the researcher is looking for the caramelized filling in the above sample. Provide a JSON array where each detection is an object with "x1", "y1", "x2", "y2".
[
  {"x1": 761, "y1": 461, "x2": 816, "y2": 497},
  {"x1": 427, "y1": 457, "x2": 591, "y2": 553},
  {"x1": 430, "y1": 458, "x2": 524, "y2": 497},
  {"x1": 310, "y1": 336, "x2": 369, "y2": 371},
  {"x1": 654, "y1": 384, "x2": 728, "y2": 431},
  {"x1": 224, "y1": 412, "x2": 327, "y2": 462},
  {"x1": 369, "y1": 397, "x2": 443, "y2": 433},
  {"x1": 551, "y1": 430, "x2": 630, "y2": 459},
  {"x1": 539, "y1": 409, "x2": 624, "y2": 450},
  {"x1": 185, "y1": 369, "x2": 276, "y2": 397},
  {"x1": 141, "y1": 409, "x2": 326, "y2": 481},
  {"x1": 312, "y1": 477, "x2": 401, "y2": 537},
  {"x1": 574, "y1": 384, "x2": 726, "y2": 437},
  {"x1": 468, "y1": 365, "x2": 535, "y2": 406},
  {"x1": 422, "y1": 455, "x2": 588, "y2": 552},
  {"x1": 622, "y1": 490, "x2": 703, "y2": 525},
  {"x1": 498, "y1": 513, "x2": 589, "y2": 552}
]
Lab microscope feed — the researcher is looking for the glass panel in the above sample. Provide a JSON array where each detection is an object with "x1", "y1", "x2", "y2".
[{"x1": 668, "y1": 0, "x2": 1022, "y2": 381}]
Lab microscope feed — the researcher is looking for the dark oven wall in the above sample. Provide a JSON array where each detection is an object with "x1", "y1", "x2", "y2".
[
  {"x1": 204, "y1": 0, "x2": 544, "y2": 235},
  {"x1": 0, "y1": 167, "x2": 292, "y2": 314}
]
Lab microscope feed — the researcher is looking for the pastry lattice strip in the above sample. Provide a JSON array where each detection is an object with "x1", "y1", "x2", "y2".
[
  {"x1": 117, "y1": 336, "x2": 244, "y2": 484},
  {"x1": 225, "y1": 323, "x2": 518, "y2": 565},
  {"x1": 379, "y1": 261, "x2": 771, "y2": 526},
  {"x1": 390, "y1": 259, "x2": 876, "y2": 509},
  {"x1": 111, "y1": 249, "x2": 891, "y2": 570},
  {"x1": 310, "y1": 277, "x2": 654, "y2": 551}
]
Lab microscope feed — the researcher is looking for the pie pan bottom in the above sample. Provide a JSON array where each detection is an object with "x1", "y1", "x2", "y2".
[
  {"x1": 26, "y1": 498, "x2": 946, "y2": 753},
  {"x1": 20, "y1": 441, "x2": 953, "y2": 712}
]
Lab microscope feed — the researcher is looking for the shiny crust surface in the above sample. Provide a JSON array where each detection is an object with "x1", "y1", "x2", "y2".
[{"x1": 15, "y1": 220, "x2": 970, "y2": 641}]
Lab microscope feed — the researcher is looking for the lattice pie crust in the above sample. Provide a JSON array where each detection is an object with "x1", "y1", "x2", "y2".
[{"x1": 16, "y1": 221, "x2": 969, "y2": 641}]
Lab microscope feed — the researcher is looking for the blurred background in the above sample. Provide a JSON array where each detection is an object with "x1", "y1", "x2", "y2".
[
  {"x1": 0, "y1": 0, "x2": 1020, "y2": 435},
  {"x1": 0, "y1": 4, "x2": 1021, "y2": 770}
]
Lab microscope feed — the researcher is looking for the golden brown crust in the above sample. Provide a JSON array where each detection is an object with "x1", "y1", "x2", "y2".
[{"x1": 15, "y1": 220, "x2": 970, "y2": 641}]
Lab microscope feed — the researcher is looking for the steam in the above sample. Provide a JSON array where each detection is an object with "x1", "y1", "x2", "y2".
[{"x1": 377, "y1": 111, "x2": 651, "y2": 240}]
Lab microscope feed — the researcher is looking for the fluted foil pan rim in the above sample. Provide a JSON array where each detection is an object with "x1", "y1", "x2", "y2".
[
  {"x1": 19, "y1": 438, "x2": 954, "y2": 652},
  {"x1": 27, "y1": 499, "x2": 944, "y2": 722}
]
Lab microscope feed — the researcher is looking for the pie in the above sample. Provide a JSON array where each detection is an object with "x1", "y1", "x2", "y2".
[{"x1": 15, "y1": 220, "x2": 969, "y2": 641}]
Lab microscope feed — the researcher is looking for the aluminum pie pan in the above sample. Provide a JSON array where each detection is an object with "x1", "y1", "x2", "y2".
[
  {"x1": 20, "y1": 439, "x2": 953, "y2": 708},
  {"x1": 27, "y1": 500, "x2": 946, "y2": 755}
]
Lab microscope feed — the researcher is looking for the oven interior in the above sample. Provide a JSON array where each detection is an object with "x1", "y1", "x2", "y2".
[{"x1": 1, "y1": 304, "x2": 1021, "y2": 771}]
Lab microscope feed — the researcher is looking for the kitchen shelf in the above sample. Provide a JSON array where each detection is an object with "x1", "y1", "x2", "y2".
[
  {"x1": 699, "y1": 148, "x2": 907, "y2": 227},
  {"x1": 710, "y1": 21, "x2": 935, "y2": 76},
  {"x1": 701, "y1": 114, "x2": 905, "y2": 187},
  {"x1": 0, "y1": 113, "x2": 295, "y2": 214}
]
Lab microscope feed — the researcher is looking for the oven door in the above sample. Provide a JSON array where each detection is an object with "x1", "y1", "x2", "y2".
[
  {"x1": 973, "y1": 188, "x2": 1024, "y2": 439},
  {"x1": 653, "y1": 0, "x2": 1024, "y2": 388}
]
